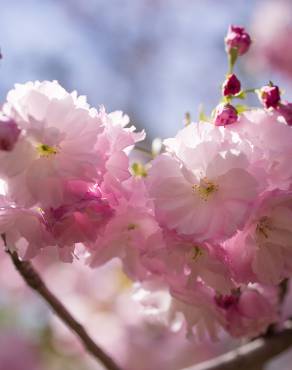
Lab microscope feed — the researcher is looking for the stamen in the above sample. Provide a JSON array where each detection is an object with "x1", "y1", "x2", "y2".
[
  {"x1": 190, "y1": 246, "x2": 204, "y2": 261},
  {"x1": 192, "y1": 177, "x2": 218, "y2": 201},
  {"x1": 37, "y1": 144, "x2": 57, "y2": 157},
  {"x1": 127, "y1": 223, "x2": 137, "y2": 231},
  {"x1": 131, "y1": 162, "x2": 147, "y2": 177},
  {"x1": 256, "y1": 216, "x2": 272, "y2": 239}
]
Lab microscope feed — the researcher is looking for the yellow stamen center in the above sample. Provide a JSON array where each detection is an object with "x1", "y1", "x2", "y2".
[
  {"x1": 131, "y1": 162, "x2": 147, "y2": 178},
  {"x1": 192, "y1": 178, "x2": 218, "y2": 201},
  {"x1": 37, "y1": 144, "x2": 58, "y2": 157}
]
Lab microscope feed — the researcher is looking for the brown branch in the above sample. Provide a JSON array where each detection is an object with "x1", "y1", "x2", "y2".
[
  {"x1": 184, "y1": 323, "x2": 292, "y2": 370},
  {"x1": 5, "y1": 238, "x2": 292, "y2": 370},
  {"x1": 6, "y1": 249, "x2": 122, "y2": 370}
]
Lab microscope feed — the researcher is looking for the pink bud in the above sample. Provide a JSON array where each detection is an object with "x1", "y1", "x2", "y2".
[
  {"x1": 277, "y1": 102, "x2": 292, "y2": 125},
  {"x1": 0, "y1": 116, "x2": 21, "y2": 151},
  {"x1": 222, "y1": 74, "x2": 241, "y2": 96},
  {"x1": 214, "y1": 103, "x2": 238, "y2": 126},
  {"x1": 259, "y1": 85, "x2": 280, "y2": 109},
  {"x1": 225, "y1": 25, "x2": 251, "y2": 56}
]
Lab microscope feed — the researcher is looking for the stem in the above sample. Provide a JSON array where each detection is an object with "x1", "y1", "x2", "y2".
[
  {"x1": 184, "y1": 322, "x2": 292, "y2": 370},
  {"x1": 5, "y1": 249, "x2": 122, "y2": 370},
  {"x1": 227, "y1": 48, "x2": 238, "y2": 75},
  {"x1": 243, "y1": 88, "x2": 257, "y2": 94}
]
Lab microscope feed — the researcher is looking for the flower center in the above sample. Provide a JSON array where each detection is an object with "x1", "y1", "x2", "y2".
[
  {"x1": 37, "y1": 143, "x2": 58, "y2": 157},
  {"x1": 190, "y1": 246, "x2": 204, "y2": 261},
  {"x1": 131, "y1": 162, "x2": 147, "y2": 177},
  {"x1": 256, "y1": 216, "x2": 272, "y2": 239},
  {"x1": 192, "y1": 178, "x2": 218, "y2": 201},
  {"x1": 127, "y1": 223, "x2": 137, "y2": 231}
]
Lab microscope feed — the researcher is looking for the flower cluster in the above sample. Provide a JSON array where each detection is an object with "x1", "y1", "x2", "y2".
[
  {"x1": 1, "y1": 26, "x2": 292, "y2": 341},
  {"x1": 0, "y1": 81, "x2": 144, "y2": 261}
]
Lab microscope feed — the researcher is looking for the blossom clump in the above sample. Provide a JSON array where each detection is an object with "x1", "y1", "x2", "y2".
[
  {"x1": 0, "y1": 80, "x2": 144, "y2": 261},
  {"x1": 1, "y1": 24, "x2": 292, "y2": 344}
]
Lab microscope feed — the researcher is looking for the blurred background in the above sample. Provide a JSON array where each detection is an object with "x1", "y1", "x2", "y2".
[{"x1": 1, "y1": 0, "x2": 292, "y2": 369}]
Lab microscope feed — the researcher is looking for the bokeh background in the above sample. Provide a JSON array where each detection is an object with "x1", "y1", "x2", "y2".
[{"x1": 1, "y1": 1, "x2": 292, "y2": 369}]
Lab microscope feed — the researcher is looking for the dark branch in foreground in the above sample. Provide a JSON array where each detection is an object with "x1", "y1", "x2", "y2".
[
  {"x1": 6, "y1": 249, "x2": 122, "y2": 370},
  {"x1": 4, "y1": 236, "x2": 292, "y2": 370},
  {"x1": 184, "y1": 322, "x2": 292, "y2": 370}
]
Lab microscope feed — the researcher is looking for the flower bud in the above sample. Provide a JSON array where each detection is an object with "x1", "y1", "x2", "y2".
[
  {"x1": 0, "y1": 116, "x2": 21, "y2": 151},
  {"x1": 214, "y1": 103, "x2": 238, "y2": 126},
  {"x1": 225, "y1": 25, "x2": 251, "y2": 56},
  {"x1": 222, "y1": 74, "x2": 241, "y2": 96},
  {"x1": 259, "y1": 85, "x2": 280, "y2": 109}
]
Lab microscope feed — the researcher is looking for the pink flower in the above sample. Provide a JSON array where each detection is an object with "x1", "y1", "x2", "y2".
[
  {"x1": 225, "y1": 25, "x2": 252, "y2": 56},
  {"x1": 216, "y1": 285, "x2": 278, "y2": 338},
  {"x1": 1, "y1": 81, "x2": 104, "y2": 207},
  {"x1": 226, "y1": 191, "x2": 292, "y2": 285},
  {"x1": 89, "y1": 178, "x2": 161, "y2": 280},
  {"x1": 213, "y1": 103, "x2": 238, "y2": 126},
  {"x1": 0, "y1": 115, "x2": 20, "y2": 151},
  {"x1": 43, "y1": 184, "x2": 113, "y2": 262},
  {"x1": 0, "y1": 196, "x2": 52, "y2": 259},
  {"x1": 230, "y1": 109, "x2": 292, "y2": 190},
  {"x1": 259, "y1": 85, "x2": 280, "y2": 108},
  {"x1": 147, "y1": 126, "x2": 258, "y2": 242},
  {"x1": 96, "y1": 107, "x2": 145, "y2": 182},
  {"x1": 135, "y1": 280, "x2": 225, "y2": 340},
  {"x1": 144, "y1": 230, "x2": 234, "y2": 294},
  {"x1": 222, "y1": 74, "x2": 241, "y2": 96},
  {"x1": 170, "y1": 281, "x2": 226, "y2": 340}
]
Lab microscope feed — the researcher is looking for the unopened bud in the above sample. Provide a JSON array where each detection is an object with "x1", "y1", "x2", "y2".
[
  {"x1": 222, "y1": 74, "x2": 241, "y2": 96},
  {"x1": 214, "y1": 103, "x2": 238, "y2": 126},
  {"x1": 225, "y1": 25, "x2": 251, "y2": 56},
  {"x1": 259, "y1": 85, "x2": 280, "y2": 109}
]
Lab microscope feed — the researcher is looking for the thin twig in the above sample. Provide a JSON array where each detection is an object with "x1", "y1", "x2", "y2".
[
  {"x1": 184, "y1": 322, "x2": 292, "y2": 370},
  {"x1": 5, "y1": 249, "x2": 122, "y2": 370}
]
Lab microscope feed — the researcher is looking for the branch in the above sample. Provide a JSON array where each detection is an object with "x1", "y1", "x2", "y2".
[
  {"x1": 184, "y1": 323, "x2": 292, "y2": 370},
  {"x1": 6, "y1": 241, "x2": 292, "y2": 370},
  {"x1": 6, "y1": 249, "x2": 122, "y2": 370}
]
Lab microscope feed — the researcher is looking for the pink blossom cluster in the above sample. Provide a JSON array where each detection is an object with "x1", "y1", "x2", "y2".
[
  {"x1": 1, "y1": 25, "x2": 292, "y2": 343},
  {"x1": 0, "y1": 81, "x2": 145, "y2": 261}
]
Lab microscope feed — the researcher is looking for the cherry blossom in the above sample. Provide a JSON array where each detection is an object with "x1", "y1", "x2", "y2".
[
  {"x1": 1, "y1": 23, "x2": 292, "y2": 345},
  {"x1": 147, "y1": 123, "x2": 258, "y2": 242}
]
